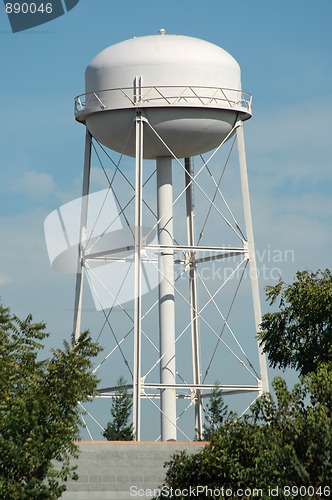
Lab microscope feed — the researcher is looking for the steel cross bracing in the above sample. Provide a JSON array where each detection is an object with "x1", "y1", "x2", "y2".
[{"x1": 73, "y1": 113, "x2": 268, "y2": 441}]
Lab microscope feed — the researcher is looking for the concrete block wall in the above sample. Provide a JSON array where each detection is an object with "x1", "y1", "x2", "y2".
[{"x1": 61, "y1": 441, "x2": 206, "y2": 500}]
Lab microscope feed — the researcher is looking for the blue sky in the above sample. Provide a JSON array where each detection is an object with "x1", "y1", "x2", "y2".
[{"x1": 0, "y1": 0, "x2": 331, "y2": 439}]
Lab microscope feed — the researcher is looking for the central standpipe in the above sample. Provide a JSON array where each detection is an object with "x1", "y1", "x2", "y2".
[{"x1": 156, "y1": 156, "x2": 177, "y2": 441}]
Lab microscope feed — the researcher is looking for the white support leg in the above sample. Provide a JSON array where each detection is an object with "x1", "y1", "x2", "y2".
[
  {"x1": 133, "y1": 113, "x2": 144, "y2": 441},
  {"x1": 73, "y1": 130, "x2": 92, "y2": 341},
  {"x1": 236, "y1": 122, "x2": 269, "y2": 393},
  {"x1": 185, "y1": 157, "x2": 203, "y2": 439}
]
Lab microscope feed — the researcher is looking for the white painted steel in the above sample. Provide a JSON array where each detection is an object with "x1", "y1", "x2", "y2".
[
  {"x1": 85, "y1": 35, "x2": 241, "y2": 94},
  {"x1": 157, "y1": 156, "x2": 177, "y2": 441},
  {"x1": 72, "y1": 33, "x2": 269, "y2": 442},
  {"x1": 185, "y1": 158, "x2": 203, "y2": 439},
  {"x1": 83, "y1": 108, "x2": 239, "y2": 159},
  {"x1": 76, "y1": 34, "x2": 251, "y2": 158},
  {"x1": 133, "y1": 115, "x2": 144, "y2": 440},
  {"x1": 236, "y1": 122, "x2": 269, "y2": 393},
  {"x1": 73, "y1": 130, "x2": 92, "y2": 341}
]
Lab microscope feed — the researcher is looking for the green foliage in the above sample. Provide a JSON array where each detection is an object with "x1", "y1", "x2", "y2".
[
  {"x1": 258, "y1": 269, "x2": 332, "y2": 375},
  {"x1": 156, "y1": 375, "x2": 332, "y2": 499},
  {"x1": 252, "y1": 374, "x2": 332, "y2": 490},
  {"x1": 103, "y1": 376, "x2": 134, "y2": 441},
  {"x1": 199, "y1": 385, "x2": 234, "y2": 441},
  {"x1": 155, "y1": 270, "x2": 332, "y2": 499},
  {"x1": 0, "y1": 304, "x2": 100, "y2": 499},
  {"x1": 161, "y1": 417, "x2": 269, "y2": 496}
]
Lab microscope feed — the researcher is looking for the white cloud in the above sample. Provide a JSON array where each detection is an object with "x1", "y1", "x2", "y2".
[
  {"x1": 0, "y1": 275, "x2": 11, "y2": 285},
  {"x1": 11, "y1": 171, "x2": 56, "y2": 201},
  {"x1": 241, "y1": 96, "x2": 332, "y2": 272},
  {"x1": 8, "y1": 170, "x2": 84, "y2": 208},
  {"x1": 246, "y1": 97, "x2": 332, "y2": 184}
]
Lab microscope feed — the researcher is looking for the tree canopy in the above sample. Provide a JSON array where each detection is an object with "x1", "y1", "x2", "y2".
[
  {"x1": 157, "y1": 375, "x2": 332, "y2": 499},
  {"x1": 258, "y1": 269, "x2": 332, "y2": 375},
  {"x1": 154, "y1": 269, "x2": 332, "y2": 499},
  {"x1": 0, "y1": 304, "x2": 100, "y2": 499}
]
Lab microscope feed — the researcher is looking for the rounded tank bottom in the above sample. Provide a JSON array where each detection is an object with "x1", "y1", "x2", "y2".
[{"x1": 85, "y1": 107, "x2": 240, "y2": 159}]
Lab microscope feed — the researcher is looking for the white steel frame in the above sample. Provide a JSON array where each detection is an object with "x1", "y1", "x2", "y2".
[
  {"x1": 73, "y1": 112, "x2": 268, "y2": 441},
  {"x1": 74, "y1": 86, "x2": 252, "y2": 117}
]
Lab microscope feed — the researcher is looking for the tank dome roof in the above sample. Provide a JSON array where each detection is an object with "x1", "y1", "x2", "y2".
[
  {"x1": 75, "y1": 33, "x2": 252, "y2": 158},
  {"x1": 85, "y1": 34, "x2": 241, "y2": 93}
]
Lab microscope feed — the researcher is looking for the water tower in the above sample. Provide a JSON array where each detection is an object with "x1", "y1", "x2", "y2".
[{"x1": 73, "y1": 31, "x2": 268, "y2": 441}]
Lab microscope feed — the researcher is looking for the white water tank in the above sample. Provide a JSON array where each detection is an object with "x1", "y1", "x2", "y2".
[{"x1": 75, "y1": 32, "x2": 251, "y2": 159}]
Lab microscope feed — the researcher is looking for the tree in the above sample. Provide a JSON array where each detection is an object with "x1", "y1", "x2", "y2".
[
  {"x1": 0, "y1": 304, "x2": 100, "y2": 499},
  {"x1": 155, "y1": 376, "x2": 332, "y2": 499},
  {"x1": 251, "y1": 375, "x2": 332, "y2": 491},
  {"x1": 154, "y1": 270, "x2": 332, "y2": 499},
  {"x1": 258, "y1": 269, "x2": 332, "y2": 375},
  {"x1": 156, "y1": 417, "x2": 264, "y2": 498},
  {"x1": 103, "y1": 376, "x2": 134, "y2": 441},
  {"x1": 198, "y1": 385, "x2": 233, "y2": 441}
]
